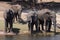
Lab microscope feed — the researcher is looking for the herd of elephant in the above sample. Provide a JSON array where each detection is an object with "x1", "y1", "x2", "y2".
[
  {"x1": 27, "y1": 9, "x2": 53, "y2": 33},
  {"x1": 3, "y1": 4, "x2": 54, "y2": 33}
]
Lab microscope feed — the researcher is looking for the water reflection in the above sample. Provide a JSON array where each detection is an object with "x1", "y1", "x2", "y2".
[
  {"x1": 3, "y1": 34, "x2": 54, "y2": 40},
  {"x1": 5, "y1": 35, "x2": 14, "y2": 40},
  {"x1": 0, "y1": 34, "x2": 58, "y2": 40}
]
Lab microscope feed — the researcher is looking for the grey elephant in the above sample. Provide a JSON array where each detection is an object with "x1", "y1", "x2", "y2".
[
  {"x1": 4, "y1": 9, "x2": 14, "y2": 33},
  {"x1": 11, "y1": 4, "x2": 22, "y2": 23},
  {"x1": 27, "y1": 9, "x2": 39, "y2": 33},
  {"x1": 37, "y1": 9, "x2": 53, "y2": 32},
  {"x1": 27, "y1": 8, "x2": 53, "y2": 33}
]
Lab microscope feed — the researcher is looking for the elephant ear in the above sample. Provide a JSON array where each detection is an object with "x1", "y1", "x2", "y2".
[{"x1": 43, "y1": 13, "x2": 50, "y2": 20}]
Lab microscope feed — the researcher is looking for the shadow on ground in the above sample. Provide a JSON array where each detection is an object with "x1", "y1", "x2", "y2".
[{"x1": 12, "y1": 28, "x2": 20, "y2": 35}]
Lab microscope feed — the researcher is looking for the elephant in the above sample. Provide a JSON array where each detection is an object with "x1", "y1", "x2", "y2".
[
  {"x1": 45, "y1": 12, "x2": 52, "y2": 32},
  {"x1": 11, "y1": 4, "x2": 22, "y2": 23},
  {"x1": 27, "y1": 10, "x2": 39, "y2": 33},
  {"x1": 27, "y1": 8, "x2": 53, "y2": 33},
  {"x1": 37, "y1": 9, "x2": 52, "y2": 32},
  {"x1": 4, "y1": 9, "x2": 14, "y2": 33},
  {"x1": 31, "y1": 13, "x2": 38, "y2": 32}
]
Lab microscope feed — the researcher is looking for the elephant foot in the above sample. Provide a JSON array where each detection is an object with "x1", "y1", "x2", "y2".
[
  {"x1": 37, "y1": 29, "x2": 42, "y2": 33},
  {"x1": 38, "y1": 27, "x2": 40, "y2": 31},
  {"x1": 31, "y1": 31, "x2": 33, "y2": 34},
  {"x1": 30, "y1": 30, "x2": 33, "y2": 33},
  {"x1": 42, "y1": 29, "x2": 44, "y2": 31},
  {"x1": 46, "y1": 30, "x2": 51, "y2": 32}
]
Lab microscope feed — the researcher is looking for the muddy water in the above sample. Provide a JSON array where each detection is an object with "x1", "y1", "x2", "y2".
[{"x1": 0, "y1": 34, "x2": 59, "y2": 40}]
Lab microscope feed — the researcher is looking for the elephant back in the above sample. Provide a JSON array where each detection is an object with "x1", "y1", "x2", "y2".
[
  {"x1": 27, "y1": 10, "x2": 38, "y2": 23},
  {"x1": 12, "y1": 4, "x2": 22, "y2": 13},
  {"x1": 37, "y1": 9, "x2": 52, "y2": 21}
]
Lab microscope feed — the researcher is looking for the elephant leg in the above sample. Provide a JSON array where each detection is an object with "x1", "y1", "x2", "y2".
[
  {"x1": 41, "y1": 23, "x2": 44, "y2": 31},
  {"x1": 5, "y1": 20, "x2": 8, "y2": 32},
  {"x1": 16, "y1": 15, "x2": 18, "y2": 21},
  {"x1": 31, "y1": 23, "x2": 34, "y2": 33},
  {"x1": 45, "y1": 21, "x2": 48, "y2": 31},
  {"x1": 13, "y1": 14, "x2": 17, "y2": 23},
  {"x1": 41, "y1": 20, "x2": 44, "y2": 30},
  {"x1": 35, "y1": 22, "x2": 38, "y2": 32},
  {"x1": 48, "y1": 22, "x2": 52, "y2": 32},
  {"x1": 13, "y1": 16, "x2": 15, "y2": 23},
  {"x1": 38, "y1": 23, "x2": 40, "y2": 31},
  {"x1": 28, "y1": 21, "x2": 31, "y2": 31},
  {"x1": 9, "y1": 20, "x2": 13, "y2": 32},
  {"x1": 14, "y1": 13, "x2": 18, "y2": 22},
  {"x1": 17, "y1": 13, "x2": 19, "y2": 19},
  {"x1": 17, "y1": 14, "x2": 20, "y2": 22},
  {"x1": 38, "y1": 26, "x2": 40, "y2": 31},
  {"x1": 38, "y1": 20, "x2": 40, "y2": 31}
]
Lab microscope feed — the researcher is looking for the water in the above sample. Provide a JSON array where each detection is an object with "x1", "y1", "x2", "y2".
[{"x1": 0, "y1": 34, "x2": 60, "y2": 40}]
